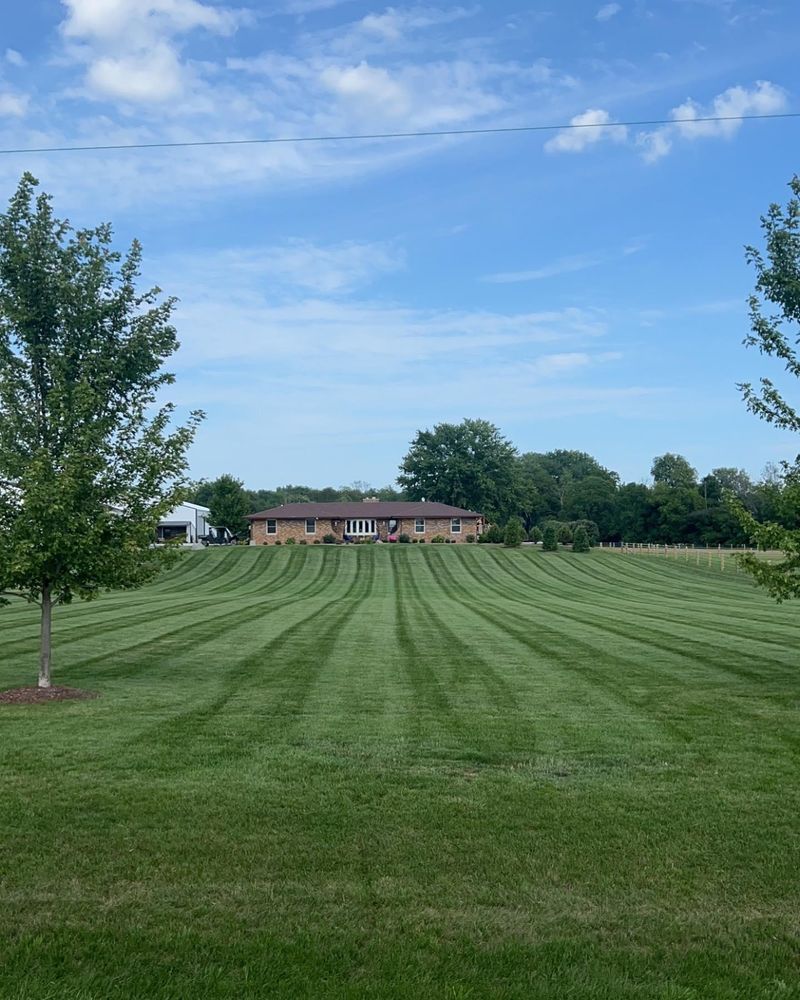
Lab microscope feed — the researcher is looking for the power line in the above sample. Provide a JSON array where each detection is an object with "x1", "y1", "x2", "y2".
[{"x1": 0, "y1": 111, "x2": 796, "y2": 156}]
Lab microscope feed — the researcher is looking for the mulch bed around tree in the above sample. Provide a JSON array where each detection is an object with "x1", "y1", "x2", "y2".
[{"x1": 0, "y1": 686, "x2": 100, "y2": 705}]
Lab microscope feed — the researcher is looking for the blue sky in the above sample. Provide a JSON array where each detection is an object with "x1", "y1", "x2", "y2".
[{"x1": 1, "y1": 0, "x2": 798, "y2": 488}]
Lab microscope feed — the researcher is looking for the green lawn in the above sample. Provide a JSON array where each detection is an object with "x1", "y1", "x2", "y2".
[{"x1": 1, "y1": 547, "x2": 798, "y2": 999}]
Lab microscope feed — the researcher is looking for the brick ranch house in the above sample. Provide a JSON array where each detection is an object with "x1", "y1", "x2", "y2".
[{"x1": 247, "y1": 500, "x2": 485, "y2": 544}]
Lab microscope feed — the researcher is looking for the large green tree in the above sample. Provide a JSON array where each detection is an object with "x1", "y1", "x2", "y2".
[
  {"x1": 732, "y1": 177, "x2": 800, "y2": 598},
  {"x1": 193, "y1": 474, "x2": 250, "y2": 536},
  {"x1": 398, "y1": 419, "x2": 518, "y2": 520},
  {"x1": 0, "y1": 174, "x2": 202, "y2": 687},
  {"x1": 651, "y1": 453, "x2": 698, "y2": 490}
]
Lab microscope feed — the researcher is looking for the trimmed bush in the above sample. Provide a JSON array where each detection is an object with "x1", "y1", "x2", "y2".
[
  {"x1": 322, "y1": 533, "x2": 337, "y2": 545},
  {"x1": 411, "y1": 538, "x2": 419, "y2": 543},
  {"x1": 465, "y1": 534, "x2": 476, "y2": 543},
  {"x1": 504, "y1": 516, "x2": 524, "y2": 548},
  {"x1": 570, "y1": 519, "x2": 600, "y2": 546},
  {"x1": 431, "y1": 535, "x2": 446, "y2": 544},
  {"x1": 399, "y1": 533, "x2": 411, "y2": 544},
  {"x1": 572, "y1": 525, "x2": 591, "y2": 553},
  {"x1": 482, "y1": 525, "x2": 503, "y2": 544},
  {"x1": 285, "y1": 537, "x2": 296, "y2": 545},
  {"x1": 528, "y1": 526, "x2": 543, "y2": 544},
  {"x1": 419, "y1": 538, "x2": 426, "y2": 543},
  {"x1": 313, "y1": 540, "x2": 321, "y2": 545},
  {"x1": 557, "y1": 524, "x2": 573, "y2": 545},
  {"x1": 299, "y1": 539, "x2": 308, "y2": 545},
  {"x1": 542, "y1": 524, "x2": 558, "y2": 552},
  {"x1": 274, "y1": 540, "x2": 282, "y2": 546}
]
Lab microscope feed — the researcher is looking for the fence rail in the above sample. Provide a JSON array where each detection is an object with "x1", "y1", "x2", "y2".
[{"x1": 597, "y1": 542, "x2": 781, "y2": 572}]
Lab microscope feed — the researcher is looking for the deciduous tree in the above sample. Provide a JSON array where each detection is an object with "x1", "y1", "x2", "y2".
[
  {"x1": 734, "y1": 176, "x2": 800, "y2": 599},
  {"x1": 0, "y1": 174, "x2": 202, "y2": 687},
  {"x1": 398, "y1": 419, "x2": 518, "y2": 521}
]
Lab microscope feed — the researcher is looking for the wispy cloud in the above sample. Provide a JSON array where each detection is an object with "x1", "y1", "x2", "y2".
[
  {"x1": 485, "y1": 253, "x2": 605, "y2": 284},
  {"x1": 215, "y1": 240, "x2": 406, "y2": 295},
  {"x1": 4, "y1": 49, "x2": 26, "y2": 67},
  {"x1": 484, "y1": 242, "x2": 645, "y2": 284},
  {"x1": 596, "y1": 3, "x2": 622, "y2": 21}
]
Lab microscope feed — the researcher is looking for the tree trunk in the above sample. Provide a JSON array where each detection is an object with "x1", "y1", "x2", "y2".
[{"x1": 38, "y1": 585, "x2": 52, "y2": 689}]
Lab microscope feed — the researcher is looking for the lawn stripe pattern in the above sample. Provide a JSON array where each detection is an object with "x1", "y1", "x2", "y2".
[{"x1": 1, "y1": 546, "x2": 798, "y2": 1000}]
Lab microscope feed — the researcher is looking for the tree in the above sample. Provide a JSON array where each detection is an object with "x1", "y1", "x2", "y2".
[
  {"x1": 503, "y1": 516, "x2": 524, "y2": 548},
  {"x1": 733, "y1": 177, "x2": 800, "y2": 599},
  {"x1": 572, "y1": 525, "x2": 591, "y2": 552},
  {"x1": 0, "y1": 174, "x2": 202, "y2": 687},
  {"x1": 398, "y1": 419, "x2": 519, "y2": 521},
  {"x1": 651, "y1": 453, "x2": 698, "y2": 490},
  {"x1": 542, "y1": 524, "x2": 558, "y2": 552},
  {"x1": 205, "y1": 474, "x2": 250, "y2": 536}
]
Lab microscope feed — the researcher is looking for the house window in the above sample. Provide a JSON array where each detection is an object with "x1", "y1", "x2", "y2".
[
  {"x1": 266, "y1": 519, "x2": 277, "y2": 535},
  {"x1": 415, "y1": 518, "x2": 425, "y2": 534},
  {"x1": 451, "y1": 518, "x2": 462, "y2": 534},
  {"x1": 305, "y1": 519, "x2": 316, "y2": 535},
  {"x1": 345, "y1": 519, "x2": 377, "y2": 536}
]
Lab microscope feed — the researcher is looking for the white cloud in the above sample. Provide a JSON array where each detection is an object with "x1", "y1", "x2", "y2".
[
  {"x1": 636, "y1": 80, "x2": 788, "y2": 161},
  {"x1": 321, "y1": 61, "x2": 410, "y2": 115},
  {"x1": 61, "y1": 0, "x2": 242, "y2": 42},
  {"x1": 355, "y1": 6, "x2": 473, "y2": 42},
  {"x1": 60, "y1": 0, "x2": 246, "y2": 104},
  {"x1": 544, "y1": 108, "x2": 627, "y2": 153},
  {"x1": 5, "y1": 49, "x2": 26, "y2": 68},
  {"x1": 86, "y1": 44, "x2": 185, "y2": 102},
  {"x1": 283, "y1": 0, "x2": 358, "y2": 12},
  {"x1": 596, "y1": 3, "x2": 622, "y2": 21},
  {"x1": 0, "y1": 92, "x2": 28, "y2": 117}
]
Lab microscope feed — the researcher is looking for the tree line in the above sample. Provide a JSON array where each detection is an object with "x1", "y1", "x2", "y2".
[{"x1": 190, "y1": 427, "x2": 794, "y2": 548}]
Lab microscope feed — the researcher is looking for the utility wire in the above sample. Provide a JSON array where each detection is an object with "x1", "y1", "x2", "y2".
[{"x1": 0, "y1": 111, "x2": 796, "y2": 156}]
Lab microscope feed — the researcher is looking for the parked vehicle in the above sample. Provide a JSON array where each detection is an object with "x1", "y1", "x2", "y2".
[{"x1": 200, "y1": 526, "x2": 235, "y2": 546}]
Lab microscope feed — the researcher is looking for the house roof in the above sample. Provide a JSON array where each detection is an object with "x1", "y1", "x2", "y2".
[{"x1": 246, "y1": 501, "x2": 483, "y2": 521}]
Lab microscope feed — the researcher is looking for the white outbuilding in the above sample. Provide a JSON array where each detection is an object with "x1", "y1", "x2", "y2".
[{"x1": 156, "y1": 502, "x2": 212, "y2": 544}]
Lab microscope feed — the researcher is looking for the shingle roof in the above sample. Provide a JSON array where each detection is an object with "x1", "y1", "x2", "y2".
[{"x1": 246, "y1": 501, "x2": 483, "y2": 520}]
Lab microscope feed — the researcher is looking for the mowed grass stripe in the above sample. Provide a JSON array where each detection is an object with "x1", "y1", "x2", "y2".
[
  {"x1": 453, "y1": 549, "x2": 800, "y2": 753},
  {"x1": 423, "y1": 549, "x2": 673, "y2": 742},
  {"x1": 477, "y1": 549, "x2": 800, "y2": 682},
  {"x1": 1, "y1": 547, "x2": 799, "y2": 1000}
]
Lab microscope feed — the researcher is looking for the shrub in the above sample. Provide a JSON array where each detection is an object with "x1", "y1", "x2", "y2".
[
  {"x1": 419, "y1": 538, "x2": 426, "y2": 543},
  {"x1": 542, "y1": 524, "x2": 558, "y2": 552},
  {"x1": 504, "y1": 516, "x2": 524, "y2": 548},
  {"x1": 274, "y1": 540, "x2": 282, "y2": 546},
  {"x1": 431, "y1": 535, "x2": 446, "y2": 544},
  {"x1": 322, "y1": 533, "x2": 337, "y2": 545},
  {"x1": 465, "y1": 534, "x2": 476, "y2": 543},
  {"x1": 285, "y1": 537, "x2": 296, "y2": 545},
  {"x1": 299, "y1": 539, "x2": 308, "y2": 545},
  {"x1": 572, "y1": 525, "x2": 591, "y2": 553},
  {"x1": 557, "y1": 524, "x2": 573, "y2": 544},
  {"x1": 411, "y1": 538, "x2": 419, "y2": 543},
  {"x1": 570, "y1": 519, "x2": 599, "y2": 546},
  {"x1": 313, "y1": 539, "x2": 321, "y2": 545},
  {"x1": 399, "y1": 533, "x2": 411, "y2": 544},
  {"x1": 528, "y1": 526, "x2": 543, "y2": 544},
  {"x1": 482, "y1": 525, "x2": 503, "y2": 544}
]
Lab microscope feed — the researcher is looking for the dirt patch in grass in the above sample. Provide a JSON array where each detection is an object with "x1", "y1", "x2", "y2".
[{"x1": 0, "y1": 686, "x2": 100, "y2": 705}]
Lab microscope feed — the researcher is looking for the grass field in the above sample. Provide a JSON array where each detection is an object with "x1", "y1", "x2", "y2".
[{"x1": 1, "y1": 546, "x2": 798, "y2": 999}]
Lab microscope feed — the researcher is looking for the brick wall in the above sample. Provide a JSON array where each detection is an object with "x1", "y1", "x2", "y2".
[{"x1": 250, "y1": 515, "x2": 482, "y2": 544}]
